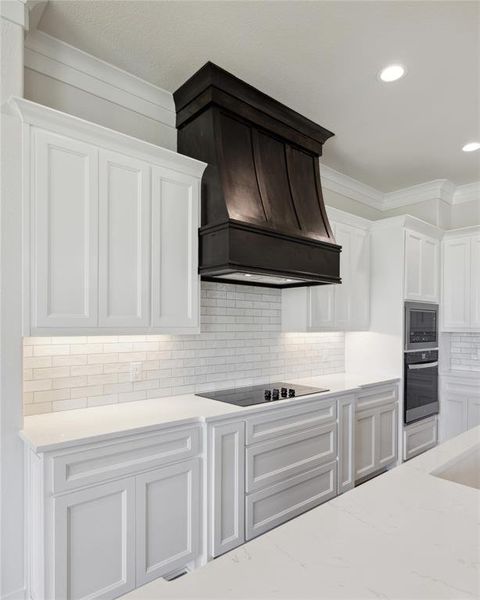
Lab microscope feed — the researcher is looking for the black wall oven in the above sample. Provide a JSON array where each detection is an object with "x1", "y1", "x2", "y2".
[
  {"x1": 404, "y1": 302, "x2": 439, "y2": 351},
  {"x1": 404, "y1": 350, "x2": 439, "y2": 424}
]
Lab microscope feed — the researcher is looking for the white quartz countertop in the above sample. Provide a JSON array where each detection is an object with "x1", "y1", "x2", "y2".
[
  {"x1": 124, "y1": 426, "x2": 480, "y2": 600},
  {"x1": 20, "y1": 372, "x2": 399, "y2": 452}
]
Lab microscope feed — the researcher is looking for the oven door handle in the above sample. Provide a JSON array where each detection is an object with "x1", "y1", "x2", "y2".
[{"x1": 407, "y1": 361, "x2": 438, "y2": 370}]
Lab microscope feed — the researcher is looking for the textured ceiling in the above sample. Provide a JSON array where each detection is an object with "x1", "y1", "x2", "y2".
[{"x1": 38, "y1": 0, "x2": 480, "y2": 191}]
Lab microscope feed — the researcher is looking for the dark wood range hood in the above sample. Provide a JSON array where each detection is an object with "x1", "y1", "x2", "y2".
[{"x1": 173, "y1": 62, "x2": 341, "y2": 288}]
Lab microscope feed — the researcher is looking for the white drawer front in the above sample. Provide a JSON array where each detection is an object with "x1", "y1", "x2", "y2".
[
  {"x1": 403, "y1": 417, "x2": 437, "y2": 461},
  {"x1": 246, "y1": 423, "x2": 336, "y2": 493},
  {"x1": 357, "y1": 384, "x2": 398, "y2": 412},
  {"x1": 245, "y1": 461, "x2": 337, "y2": 540},
  {"x1": 52, "y1": 427, "x2": 201, "y2": 494},
  {"x1": 246, "y1": 399, "x2": 336, "y2": 445}
]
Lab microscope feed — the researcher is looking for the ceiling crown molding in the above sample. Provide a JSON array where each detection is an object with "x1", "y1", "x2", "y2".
[
  {"x1": 0, "y1": 0, "x2": 27, "y2": 27},
  {"x1": 321, "y1": 163, "x2": 479, "y2": 211},
  {"x1": 453, "y1": 182, "x2": 480, "y2": 205},
  {"x1": 319, "y1": 164, "x2": 384, "y2": 209},
  {"x1": 24, "y1": 29, "x2": 176, "y2": 127}
]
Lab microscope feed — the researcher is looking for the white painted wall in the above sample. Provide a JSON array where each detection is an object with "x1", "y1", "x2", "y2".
[
  {"x1": 450, "y1": 199, "x2": 480, "y2": 229},
  {"x1": 1, "y1": 4, "x2": 26, "y2": 598},
  {"x1": 24, "y1": 67, "x2": 177, "y2": 150}
]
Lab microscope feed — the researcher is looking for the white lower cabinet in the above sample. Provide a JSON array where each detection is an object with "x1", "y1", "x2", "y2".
[
  {"x1": 440, "y1": 374, "x2": 480, "y2": 441},
  {"x1": 337, "y1": 394, "x2": 355, "y2": 494},
  {"x1": 355, "y1": 400, "x2": 398, "y2": 482},
  {"x1": 245, "y1": 461, "x2": 337, "y2": 540},
  {"x1": 403, "y1": 416, "x2": 438, "y2": 461},
  {"x1": 135, "y1": 460, "x2": 200, "y2": 585},
  {"x1": 53, "y1": 478, "x2": 136, "y2": 600},
  {"x1": 27, "y1": 426, "x2": 203, "y2": 600},
  {"x1": 208, "y1": 420, "x2": 245, "y2": 558}
]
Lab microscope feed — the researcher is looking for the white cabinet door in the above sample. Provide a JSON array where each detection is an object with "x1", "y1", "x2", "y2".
[
  {"x1": 405, "y1": 230, "x2": 422, "y2": 301},
  {"x1": 99, "y1": 151, "x2": 150, "y2": 327},
  {"x1": 421, "y1": 236, "x2": 439, "y2": 302},
  {"x1": 377, "y1": 403, "x2": 398, "y2": 468},
  {"x1": 337, "y1": 395, "x2": 355, "y2": 494},
  {"x1": 305, "y1": 221, "x2": 370, "y2": 332},
  {"x1": 245, "y1": 461, "x2": 337, "y2": 541},
  {"x1": 349, "y1": 226, "x2": 370, "y2": 329},
  {"x1": 32, "y1": 129, "x2": 98, "y2": 328},
  {"x1": 209, "y1": 421, "x2": 245, "y2": 558},
  {"x1": 440, "y1": 395, "x2": 468, "y2": 441},
  {"x1": 355, "y1": 407, "x2": 377, "y2": 481},
  {"x1": 53, "y1": 478, "x2": 135, "y2": 600},
  {"x1": 405, "y1": 230, "x2": 439, "y2": 302},
  {"x1": 135, "y1": 459, "x2": 200, "y2": 585},
  {"x1": 467, "y1": 396, "x2": 480, "y2": 429},
  {"x1": 151, "y1": 167, "x2": 200, "y2": 331},
  {"x1": 470, "y1": 236, "x2": 480, "y2": 329},
  {"x1": 333, "y1": 223, "x2": 351, "y2": 328},
  {"x1": 442, "y1": 238, "x2": 470, "y2": 330},
  {"x1": 309, "y1": 285, "x2": 336, "y2": 329}
]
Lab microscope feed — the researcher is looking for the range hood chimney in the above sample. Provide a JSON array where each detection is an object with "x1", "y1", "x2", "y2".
[{"x1": 173, "y1": 62, "x2": 341, "y2": 288}]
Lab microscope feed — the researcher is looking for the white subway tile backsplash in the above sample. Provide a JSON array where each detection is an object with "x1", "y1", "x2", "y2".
[
  {"x1": 23, "y1": 282, "x2": 345, "y2": 415},
  {"x1": 449, "y1": 333, "x2": 480, "y2": 371}
]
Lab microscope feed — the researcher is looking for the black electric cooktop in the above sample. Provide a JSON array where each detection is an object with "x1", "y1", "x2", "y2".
[{"x1": 196, "y1": 382, "x2": 329, "y2": 407}]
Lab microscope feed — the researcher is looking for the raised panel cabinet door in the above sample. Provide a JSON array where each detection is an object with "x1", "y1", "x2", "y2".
[
  {"x1": 470, "y1": 236, "x2": 480, "y2": 329},
  {"x1": 337, "y1": 395, "x2": 355, "y2": 494},
  {"x1": 32, "y1": 129, "x2": 98, "y2": 328},
  {"x1": 53, "y1": 478, "x2": 135, "y2": 600},
  {"x1": 440, "y1": 396, "x2": 468, "y2": 441},
  {"x1": 467, "y1": 396, "x2": 480, "y2": 431},
  {"x1": 136, "y1": 459, "x2": 200, "y2": 585},
  {"x1": 334, "y1": 223, "x2": 352, "y2": 328},
  {"x1": 377, "y1": 403, "x2": 398, "y2": 468},
  {"x1": 355, "y1": 408, "x2": 377, "y2": 481},
  {"x1": 308, "y1": 222, "x2": 336, "y2": 330},
  {"x1": 349, "y1": 227, "x2": 370, "y2": 330},
  {"x1": 209, "y1": 421, "x2": 245, "y2": 558},
  {"x1": 404, "y1": 230, "x2": 422, "y2": 300},
  {"x1": 99, "y1": 151, "x2": 150, "y2": 327},
  {"x1": 420, "y1": 237, "x2": 439, "y2": 302},
  {"x1": 442, "y1": 238, "x2": 470, "y2": 330},
  {"x1": 151, "y1": 167, "x2": 200, "y2": 331}
]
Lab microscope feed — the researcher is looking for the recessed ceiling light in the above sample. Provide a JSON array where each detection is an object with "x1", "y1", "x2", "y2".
[
  {"x1": 244, "y1": 273, "x2": 252, "y2": 277},
  {"x1": 462, "y1": 142, "x2": 480, "y2": 152},
  {"x1": 378, "y1": 64, "x2": 406, "y2": 83}
]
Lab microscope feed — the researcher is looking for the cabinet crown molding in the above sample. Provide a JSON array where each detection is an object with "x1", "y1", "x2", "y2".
[{"x1": 8, "y1": 96, "x2": 207, "y2": 178}]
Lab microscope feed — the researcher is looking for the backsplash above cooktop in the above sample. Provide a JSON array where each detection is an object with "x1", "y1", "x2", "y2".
[{"x1": 23, "y1": 282, "x2": 345, "y2": 415}]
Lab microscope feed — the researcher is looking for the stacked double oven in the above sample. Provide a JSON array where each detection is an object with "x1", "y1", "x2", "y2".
[{"x1": 404, "y1": 302, "x2": 439, "y2": 426}]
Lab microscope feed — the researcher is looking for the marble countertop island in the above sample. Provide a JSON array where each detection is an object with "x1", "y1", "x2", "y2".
[{"x1": 124, "y1": 426, "x2": 480, "y2": 600}]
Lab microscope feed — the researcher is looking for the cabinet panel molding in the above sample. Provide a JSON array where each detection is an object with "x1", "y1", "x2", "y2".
[
  {"x1": 32, "y1": 128, "x2": 99, "y2": 328},
  {"x1": 53, "y1": 478, "x2": 136, "y2": 600},
  {"x1": 135, "y1": 459, "x2": 200, "y2": 585},
  {"x1": 99, "y1": 151, "x2": 151, "y2": 327}
]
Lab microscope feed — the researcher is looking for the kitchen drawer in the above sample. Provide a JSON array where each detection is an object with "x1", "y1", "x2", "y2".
[
  {"x1": 356, "y1": 383, "x2": 398, "y2": 412},
  {"x1": 51, "y1": 426, "x2": 201, "y2": 494},
  {"x1": 403, "y1": 417, "x2": 437, "y2": 461},
  {"x1": 246, "y1": 423, "x2": 336, "y2": 493},
  {"x1": 245, "y1": 399, "x2": 336, "y2": 445},
  {"x1": 245, "y1": 461, "x2": 337, "y2": 540}
]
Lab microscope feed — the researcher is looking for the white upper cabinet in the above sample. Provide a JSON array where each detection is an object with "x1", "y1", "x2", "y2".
[
  {"x1": 441, "y1": 229, "x2": 480, "y2": 331},
  {"x1": 404, "y1": 229, "x2": 439, "y2": 303},
  {"x1": 13, "y1": 98, "x2": 206, "y2": 335},
  {"x1": 151, "y1": 167, "x2": 200, "y2": 331},
  {"x1": 99, "y1": 151, "x2": 151, "y2": 327},
  {"x1": 33, "y1": 129, "x2": 99, "y2": 328},
  {"x1": 283, "y1": 210, "x2": 370, "y2": 332}
]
